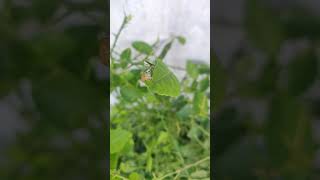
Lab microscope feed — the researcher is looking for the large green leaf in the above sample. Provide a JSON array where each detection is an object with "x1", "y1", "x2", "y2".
[
  {"x1": 145, "y1": 59, "x2": 180, "y2": 97},
  {"x1": 110, "y1": 129, "x2": 132, "y2": 154}
]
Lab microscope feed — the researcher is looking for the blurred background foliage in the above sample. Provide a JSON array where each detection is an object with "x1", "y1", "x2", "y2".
[
  {"x1": 0, "y1": 0, "x2": 108, "y2": 179},
  {"x1": 213, "y1": 0, "x2": 320, "y2": 179}
]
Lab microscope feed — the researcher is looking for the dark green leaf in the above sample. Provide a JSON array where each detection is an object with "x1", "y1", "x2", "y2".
[
  {"x1": 245, "y1": 0, "x2": 284, "y2": 55},
  {"x1": 287, "y1": 49, "x2": 318, "y2": 96},
  {"x1": 159, "y1": 40, "x2": 173, "y2": 59}
]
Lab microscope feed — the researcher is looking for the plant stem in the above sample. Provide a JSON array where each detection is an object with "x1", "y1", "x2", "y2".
[
  {"x1": 157, "y1": 156, "x2": 210, "y2": 180},
  {"x1": 111, "y1": 16, "x2": 128, "y2": 57}
]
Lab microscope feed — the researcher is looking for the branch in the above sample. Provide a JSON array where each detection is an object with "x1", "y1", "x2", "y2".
[
  {"x1": 157, "y1": 156, "x2": 210, "y2": 180},
  {"x1": 111, "y1": 15, "x2": 131, "y2": 57}
]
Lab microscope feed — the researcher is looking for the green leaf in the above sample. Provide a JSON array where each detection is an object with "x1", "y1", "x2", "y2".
[
  {"x1": 132, "y1": 41, "x2": 153, "y2": 55},
  {"x1": 145, "y1": 59, "x2": 180, "y2": 97},
  {"x1": 120, "y1": 85, "x2": 143, "y2": 102},
  {"x1": 110, "y1": 154, "x2": 119, "y2": 170},
  {"x1": 186, "y1": 60, "x2": 199, "y2": 79},
  {"x1": 245, "y1": 0, "x2": 284, "y2": 55},
  {"x1": 199, "y1": 77, "x2": 210, "y2": 91},
  {"x1": 110, "y1": 129, "x2": 132, "y2": 154},
  {"x1": 129, "y1": 172, "x2": 141, "y2": 180},
  {"x1": 287, "y1": 49, "x2": 318, "y2": 96},
  {"x1": 177, "y1": 105, "x2": 193, "y2": 120},
  {"x1": 158, "y1": 40, "x2": 173, "y2": 59},
  {"x1": 176, "y1": 36, "x2": 186, "y2": 45},
  {"x1": 120, "y1": 48, "x2": 131, "y2": 67},
  {"x1": 193, "y1": 92, "x2": 208, "y2": 117}
]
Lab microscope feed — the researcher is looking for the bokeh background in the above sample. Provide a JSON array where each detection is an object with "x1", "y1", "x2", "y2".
[
  {"x1": 0, "y1": 0, "x2": 108, "y2": 179},
  {"x1": 213, "y1": 0, "x2": 320, "y2": 179}
]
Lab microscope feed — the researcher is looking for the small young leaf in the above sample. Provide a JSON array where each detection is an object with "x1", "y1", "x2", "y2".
[
  {"x1": 132, "y1": 41, "x2": 153, "y2": 55},
  {"x1": 176, "y1": 36, "x2": 186, "y2": 45}
]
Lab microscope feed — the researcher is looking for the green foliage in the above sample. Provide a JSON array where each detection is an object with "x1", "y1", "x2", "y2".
[{"x1": 110, "y1": 15, "x2": 210, "y2": 179}]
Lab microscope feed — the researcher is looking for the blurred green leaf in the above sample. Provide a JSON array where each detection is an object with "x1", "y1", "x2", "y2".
[
  {"x1": 245, "y1": 0, "x2": 284, "y2": 55},
  {"x1": 132, "y1": 41, "x2": 153, "y2": 55},
  {"x1": 176, "y1": 36, "x2": 186, "y2": 45},
  {"x1": 120, "y1": 48, "x2": 132, "y2": 67},
  {"x1": 129, "y1": 172, "x2": 141, "y2": 180},
  {"x1": 159, "y1": 40, "x2": 173, "y2": 59},
  {"x1": 287, "y1": 49, "x2": 318, "y2": 96},
  {"x1": 199, "y1": 77, "x2": 210, "y2": 91},
  {"x1": 265, "y1": 93, "x2": 314, "y2": 176},
  {"x1": 193, "y1": 92, "x2": 208, "y2": 117},
  {"x1": 186, "y1": 60, "x2": 199, "y2": 79},
  {"x1": 120, "y1": 84, "x2": 143, "y2": 102}
]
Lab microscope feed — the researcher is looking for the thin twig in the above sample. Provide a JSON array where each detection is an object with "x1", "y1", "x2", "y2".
[
  {"x1": 111, "y1": 15, "x2": 129, "y2": 57},
  {"x1": 157, "y1": 156, "x2": 210, "y2": 180}
]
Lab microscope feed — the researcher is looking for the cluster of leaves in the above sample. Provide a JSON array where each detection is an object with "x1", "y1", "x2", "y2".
[
  {"x1": 110, "y1": 16, "x2": 210, "y2": 179},
  {"x1": 214, "y1": 0, "x2": 320, "y2": 179},
  {"x1": 0, "y1": 0, "x2": 107, "y2": 179}
]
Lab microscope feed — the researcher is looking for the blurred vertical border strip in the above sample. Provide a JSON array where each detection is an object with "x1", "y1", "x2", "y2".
[
  {"x1": 210, "y1": 0, "x2": 214, "y2": 179},
  {"x1": 106, "y1": 0, "x2": 110, "y2": 178}
]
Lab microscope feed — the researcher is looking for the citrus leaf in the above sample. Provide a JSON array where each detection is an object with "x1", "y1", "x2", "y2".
[{"x1": 145, "y1": 59, "x2": 180, "y2": 97}]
